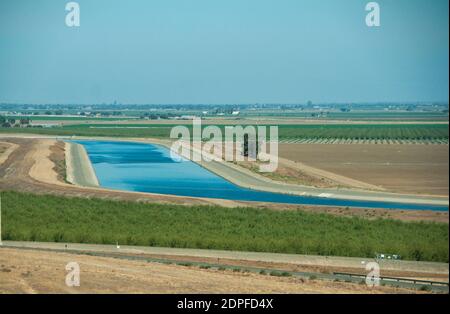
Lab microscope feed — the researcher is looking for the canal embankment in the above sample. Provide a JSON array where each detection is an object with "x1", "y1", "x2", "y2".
[{"x1": 66, "y1": 141, "x2": 99, "y2": 187}]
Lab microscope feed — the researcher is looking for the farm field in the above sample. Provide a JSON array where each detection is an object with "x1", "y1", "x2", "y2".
[
  {"x1": 1, "y1": 191, "x2": 448, "y2": 262},
  {"x1": 279, "y1": 144, "x2": 449, "y2": 196},
  {"x1": 0, "y1": 123, "x2": 448, "y2": 143}
]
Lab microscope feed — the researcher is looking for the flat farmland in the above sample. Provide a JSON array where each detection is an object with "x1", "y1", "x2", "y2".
[
  {"x1": 0, "y1": 123, "x2": 448, "y2": 144},
  {"x1": 279, "y1": 144, "x2": 449, "y2": 196}
]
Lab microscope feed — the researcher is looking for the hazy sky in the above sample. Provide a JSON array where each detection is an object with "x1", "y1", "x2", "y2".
[{"x1": 0, "y1": 0, "x2": 448, "y2": 104}]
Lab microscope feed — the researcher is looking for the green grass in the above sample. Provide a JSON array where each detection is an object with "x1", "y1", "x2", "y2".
[
  {"x1": 268, "y1": 271, "x2": 292, "y2": 277},
  {"x1": 419, "y1": 285, "x2": 432, "y2": 292},
  {"x1": 1, "y1": 191, "x2": 448, "y2": 262},
  {"x1": 177, "y1": 262, "x2": 193, "y2": 267},
  {"x1": 0, "y1": 123, "x2": 448, "y2": 141}
]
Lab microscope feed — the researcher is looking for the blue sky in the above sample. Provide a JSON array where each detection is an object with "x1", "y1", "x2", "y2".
[{"x1": 0, "y1": 0, "x2": 448, "y2": 104}]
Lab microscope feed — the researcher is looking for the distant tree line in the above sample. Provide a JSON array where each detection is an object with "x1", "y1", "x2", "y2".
[
  {"x1": 139, "y1": 112, "x2": 177, "y2": 120},
  {"x1": 0, "y1": 115, "x2": 31, "y2": 128}
]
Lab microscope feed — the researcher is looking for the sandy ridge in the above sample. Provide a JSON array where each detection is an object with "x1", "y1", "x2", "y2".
[{"x1": 28, "y1": 139, "x2": 63, "y2": 185}]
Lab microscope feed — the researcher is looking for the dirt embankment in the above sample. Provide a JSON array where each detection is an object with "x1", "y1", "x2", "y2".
[
  {"x1": 0, "y1": 247, "x2": 423, "y2": 294},
  {"x1": 0, "y1": 141, "x2": 18, "y2": 166},
  {"x1": 28, "y1": 139, "x2": 68, "y2": 186}
]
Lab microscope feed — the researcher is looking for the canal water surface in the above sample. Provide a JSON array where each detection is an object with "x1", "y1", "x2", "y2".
[{"x1": 74, "y1": 140, "x2": 448, "y2": 211}]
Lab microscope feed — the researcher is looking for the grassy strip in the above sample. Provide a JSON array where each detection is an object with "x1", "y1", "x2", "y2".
[
  {"x1": 1, "y1": 191, "x2": 448, "y2": 262},
  {"x1": 1, "y1": 124, "x2": 448, "y2": 140}
]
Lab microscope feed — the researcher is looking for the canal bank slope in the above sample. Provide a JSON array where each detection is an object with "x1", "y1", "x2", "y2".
[{"x1": 66, "y1": 141, "x2": 99, "y2": 187}]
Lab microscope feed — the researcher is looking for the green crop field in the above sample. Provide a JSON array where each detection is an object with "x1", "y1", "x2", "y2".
[
  {"x1": 0, "y1": 123, "x2": 448, "y2": 142},
  {"x1": 277, "y1": 124, "x2": 449, "y2": 141},
  {"x1": 1, "y1": 191, "x2": 448, "y2": 262}
]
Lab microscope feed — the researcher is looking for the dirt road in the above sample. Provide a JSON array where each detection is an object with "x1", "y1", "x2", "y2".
[{"x1": 4, "y1": 241, "x2": 448, "y2": 280}]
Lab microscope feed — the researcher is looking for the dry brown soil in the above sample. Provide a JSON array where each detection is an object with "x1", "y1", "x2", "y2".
[{"x1": 279, "y1": 144, "x2": 449, "y2": 196}]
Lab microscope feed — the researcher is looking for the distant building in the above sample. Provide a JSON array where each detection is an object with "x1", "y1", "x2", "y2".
[
  {"x1": 179, "y1": 115, "x2": 198, "y2": 120},
  {"x1": 30, "y1": 123, "x2": 60, "y2": 128}
]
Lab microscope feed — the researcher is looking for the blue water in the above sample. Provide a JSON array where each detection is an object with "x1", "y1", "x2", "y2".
[{"x1": 74, "y1": 140, "x2": 448, "y2": 211}]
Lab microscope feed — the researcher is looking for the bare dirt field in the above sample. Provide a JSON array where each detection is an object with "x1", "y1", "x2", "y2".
[
  {"x1": 0, "y1": 248, "x2": 423, "y2": 294},
  {"x1": 279, "y1": 144, "x2": 449, "y2": 196}
]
